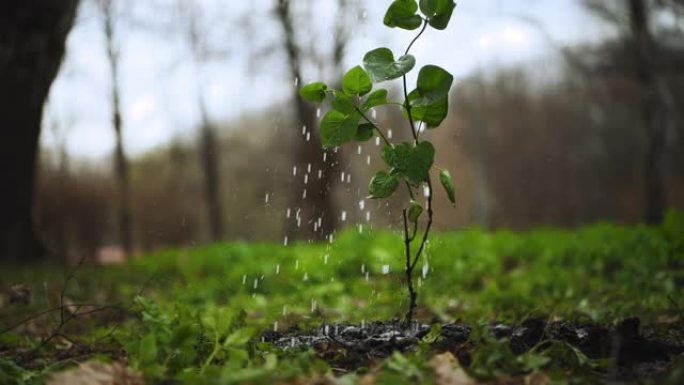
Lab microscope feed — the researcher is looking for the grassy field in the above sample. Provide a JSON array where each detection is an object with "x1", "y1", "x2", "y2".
[{"x1": 1, "y1": 211, "x2": 683, "y2": 384}]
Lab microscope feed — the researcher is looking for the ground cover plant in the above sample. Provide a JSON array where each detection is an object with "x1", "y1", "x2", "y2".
[
  {"x1": 1, "y1": 212, "x2": 683, "y2": 384},
  {"x1": 299, "y1": 0, "x2": 457, "y2": 326}
]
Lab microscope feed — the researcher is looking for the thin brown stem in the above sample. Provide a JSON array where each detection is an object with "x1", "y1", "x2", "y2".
[
  {"x1": 411, "y1": 176, "x2": 433, "y2": 271},
  {"x1": 402, "y1": 19, "x2": 428, "y2": 142},
  {"x1": 355, "y1": 107, "x2": 392, "y2": 146},
  {"x1": 402, "y1": 210, "x2": 417, "y2": 327}
]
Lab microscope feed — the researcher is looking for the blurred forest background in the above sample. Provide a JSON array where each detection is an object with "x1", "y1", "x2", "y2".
[{"x1": 9, "y1": 0, "x2": 684, "y2": 262}]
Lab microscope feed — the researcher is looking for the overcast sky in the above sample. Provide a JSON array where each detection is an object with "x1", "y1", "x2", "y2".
[{"x1": 42, "y1": 0, "x2": 609, "y2": 161}]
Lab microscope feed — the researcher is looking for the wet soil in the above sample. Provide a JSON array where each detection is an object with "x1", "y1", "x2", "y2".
[{"x1": 261, "y1": 317, "x2": 684, "y2": 381}]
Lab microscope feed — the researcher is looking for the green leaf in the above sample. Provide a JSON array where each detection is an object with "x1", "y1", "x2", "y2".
[
  {"x1": 332, "y1": 91, "x2": 357, "y2": 115},
  {"x1": 363, "y1": 48, "x2": 416, "y2": 82},
  {"x1": 406, "y1": 141, "x2": 435, "y2": 184},
  {"x1": 419, "y1": 0, "x2": 456, "y2": 30},
  {"x1": 299, "y1": 81, "x2": 328, "y2": 103},
  {"x1": 362, "y1": 89, "x2": 389, "y2": 110},
  {"x1": 342, "y1": 66, "x2": 372, "y2": 96},
  {"x1": 320, "y1": 110, "x2": 357, "y2": 148},
  {"x1": 408, "y1": 201, "x2": 423, "y2": 222},
  {"x1": 439, "y1": 169, "x2": 455, "y2": 205},
  {"x1": 384, "y1": 0, "x2": 423, "y2": 30},
  {"x1": 382, "y1": 142, "x2": 435, "y2": 185},
  {"x1": 369, "y1": 170, "x2": 399, "y2": 198},
  {"x1": 223, "y1": 327, "x2": 255, "y2": 347},
  {"x1": 410, "y1": 65, "x2": 453, "y2": 107},
  {"x1": 356, "y1": 123, "x2": 374, "y2": 142},
  {"x1": 407, "y1": 89, "x2": 449, "y2": 127},
  {"x1": 139, "y1": 333, "x2": 158, "y2": 365}
]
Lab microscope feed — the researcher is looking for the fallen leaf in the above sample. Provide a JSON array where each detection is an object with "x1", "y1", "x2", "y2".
[
  {"x1": 431, "y1": 352, "x2": 476, "y2": 385},
  {"x1": 47, "y1": 360, "x2": 143, "y2": 385}
]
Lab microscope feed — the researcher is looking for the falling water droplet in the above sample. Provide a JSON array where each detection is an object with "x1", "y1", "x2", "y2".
[
  {"x1": 318, "y1": 169, "x2": 323, "y2": 179},
  {"x1": 294, "y1": 77, "x2": 299, "y2": 86},
  {"x1": 341, "y1": 211, "x2": 347, "y2": 221},
  {"x1": 306, "y1": 132, "x2": 311, "y2": 141},
  {"x1": 307, "y1": 163, "x2": 312, "y2": 173},
  {"x1": 264, "y1": 193, "x2": 270, "y2": 204},
  {"x1": 283, "y1": 236, "x2": 289, "y2": 246},
  {"x1": 311, "y1": 298, "x2": 317, "y2": 313},
  {"x1": 282, "y1": 305, "x2": 288, "y2": 315},
  {"x1": 422, "y1": 263, "x2": 429, "y2": 279},
  {"x1": 366, "y1": 211, "x2": 371, "y2": 221},
  {"x1": 388, "y1": 129, "x2": 393, "y2": 139},
  {"x1": 371, "y1": 109, "x2": 377, "y2": 119},
  {"x1": 324, "y1": 325, "x2": 329, "y2": 335},
  {"x1": 303, "y1": 272, "x2": 309, "y2": 281},
  {"x1": 423, "y1": 186, "x2": 430, "y2": 197},
  {"x1": 324, "y1": 254, "x2": 329, "y2": 264},
  {"x1": 301, "y1": 125, "x2": 306, "y2": 134},
  {"x1": 382, "y1": 265, "x2": 390, "y2": 275},
  {"x1": 286, "y1": 208, "x2": 291, "y2": 218},
  {"x1": 357, "y1": 145, "x2": 362, "y2": 155},
  {"x1": 242, "y1": 274, "x2": 246, "y2": 285},
  {"x1": 295, "y1": 259, "x2": 300, "y2": 269},
  {"x1": 276, "y1": 264, "x2": 280, "y2": 274},
  {"x1": 323, "y1": 152, "x2": 327, "y2": 162},
  {"x1": 361, "y1": 264, "x2": 365, "y2": 274},
  {"x1": 316, "y1": 108, "x2": 321, "y2": 118},
  {"x1": 253, "y1": 278, "x2": 259, "y2": 289},
  {"x1": 304, "y1": 174, "x2": 309, "y2": 184},
  {"x1": 293, "y1": 166, "x2": 298, "y2": 176},
  {"x1": 302, "y1": 189, "x2": 307, "y2": 199},
  {"x1": 340, "y1": 172, "x2": 345, "y2": 182},
  {"x1": 365, "y1": 272, "x2": 370, "y2": 281},
  {"x1": 366, "y1": 155, "x2": 371, "y2": 165},
  {"x1": 375, "y1": 137, "x2": 380, "y2": 146},
  {"x1": 359, "y1": 200, "x2": 365, "y2": 210},
  {"x1": 358, "y1": 224, "x2": 363, "y2": 233},
  {"x1": 273, "y1": 321, "x2": 279, "y2": 331}
]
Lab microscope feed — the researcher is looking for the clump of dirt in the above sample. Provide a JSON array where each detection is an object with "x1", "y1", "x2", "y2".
[{"x1": 261, "y1": 317, "x2": 684, "y2": 379}]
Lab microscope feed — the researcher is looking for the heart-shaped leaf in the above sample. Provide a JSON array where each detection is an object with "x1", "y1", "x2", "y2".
[
  {"x1": 419, "y1": 0, "x2": 456, "y2": 30},
  {"x1": 343, "y1": 66, "x2": 372, "y2": 96},
  {"x1": 363, "y1": 48, "x2": 416, "y2": 83},
  {"x1": 299, "y1": 82, "x2": 328, "y2": 103},
  {"x1": 410, "y1": 65, "x2": 453, "y2": 107},
  {"x1": 369, "y1": 170, "x2": 400, "y2": 198},
  {"x1": 384, "y1": 0, "x2": 423, "y2": 30},
  {"x1": 382, "y1": 142, "x2": 435, "y2": 185},
  {"x1": 319, "y1": 110, "x2": 357, "y2": 148},
  {"x1": 406, "y1": 89, "x2": 449, "y2": 127},
  {"x1": 362, "y1": 89, "x2": 389, "y2": 110}
]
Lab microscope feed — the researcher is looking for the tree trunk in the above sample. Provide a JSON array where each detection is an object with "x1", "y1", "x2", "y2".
[
  {"x1": 102, "y1": 0, "x2": 133, "y2": 256},
  {"x1": 276, "y1": 0, "x2": 339, "y2": 242},
  {"x1": 629, "y1": 0, "x2": 667, "y2": 224},
  {"x1": 0, "y1": 1, "x2": 79, "y2": 263},
  {"x1": 199, "y1": 110, "x2": 224, "y2": 242}
]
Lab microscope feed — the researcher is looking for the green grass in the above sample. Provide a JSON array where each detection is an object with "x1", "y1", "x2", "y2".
[{"x1": 1, "y1": 211, "x2": 683, "y2": 384}]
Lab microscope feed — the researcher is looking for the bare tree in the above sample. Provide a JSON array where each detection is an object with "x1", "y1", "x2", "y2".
[
  {"x1": 275, "y1": 0, "x2": 361, "y2": 242},
  {"x1": 0, "y1": 0, "x2": 80, "y2": 263},
  {"x1": 628, "y1": 0, "x2": 668, "y2": 223},
  {"x1": 178, "y1": 1, "x2": 225, "y2": 242},
  {"x1": 98, "y1": 0, "x2": 133, "y2": 256}
]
